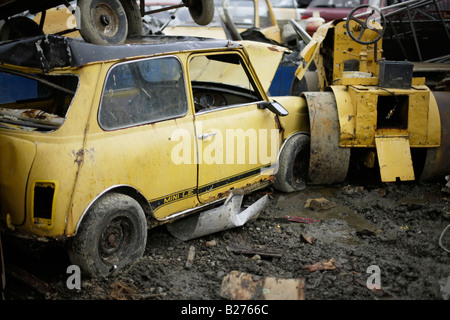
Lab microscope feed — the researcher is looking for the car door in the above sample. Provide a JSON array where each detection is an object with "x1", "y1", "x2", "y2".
[
  {"x1": 188, "y1": 52, "x2": 282, "y2": 203},
  {"x1": 95, "y1": 56, "x2": 198, "y2": 220}
]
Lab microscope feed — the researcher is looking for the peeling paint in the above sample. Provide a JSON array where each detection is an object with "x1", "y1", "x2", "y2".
[{"x1": 73, "y1": 149, "x2": 84, "y2": 166}]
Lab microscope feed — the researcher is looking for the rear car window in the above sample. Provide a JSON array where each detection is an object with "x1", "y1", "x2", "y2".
[{"x1": 0, "y1": 70, "x2": 78, "y2": 131}]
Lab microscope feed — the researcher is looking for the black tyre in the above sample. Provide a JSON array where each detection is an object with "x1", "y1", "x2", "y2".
[
  {"x1": 273, "y1": 134, "x2": 310, "y2": 193},
  {"x1": 188, "y1": 0, "x2": 215, "y2": 26},
  {"x1": 119, "y1": 0, "x2": 143, "y2": 36},
  {"x1": 78, "y1": 0, "x2": 128, "y2": 45},
  {"x1": 68, "y1": 193, "x2": 147, "y2": 278},
  {"x1": 290, "y1": 77, "x2": 308, "y2": 97},
  {"x1": 0, "y1": 16, "x2": 43, "y2": 41}
]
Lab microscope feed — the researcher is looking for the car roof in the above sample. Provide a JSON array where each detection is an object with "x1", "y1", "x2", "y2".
[{"x1": 0, "y1": 34, "x2": 235, "y2": 71}]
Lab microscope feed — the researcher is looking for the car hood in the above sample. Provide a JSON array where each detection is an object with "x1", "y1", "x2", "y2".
[{"x1": 239, "y1": 40, "x2": 287, "y2": 93}]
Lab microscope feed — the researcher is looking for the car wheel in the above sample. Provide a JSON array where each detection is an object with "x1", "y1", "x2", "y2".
[
  {"x1": 273, "y1": 133, "x2": 310, "y2": 193},
  {"x1": 0, "y1": 16, "x2": 43, "y2": 41},
  {"x1": 68, "y1": 193, "x2": 147, "y2": 278},
  {"x1": 78, "y1": 0, "x2": 128, "y2": 45},
  {"x1": 188, "y1": 0, "x2": 215, "y2": 26},
  {"x1": 119, "y1": 0, "x2": 143, "y2": 36}
]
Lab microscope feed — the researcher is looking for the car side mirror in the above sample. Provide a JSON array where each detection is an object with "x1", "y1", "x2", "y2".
[{"x1": 259, "y1": 101, "x2": 289, "y2": 117}]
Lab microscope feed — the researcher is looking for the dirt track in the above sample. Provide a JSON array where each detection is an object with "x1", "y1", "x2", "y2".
[{"x1": 2, "y1": 179, "x2": 450, "y2": 302}]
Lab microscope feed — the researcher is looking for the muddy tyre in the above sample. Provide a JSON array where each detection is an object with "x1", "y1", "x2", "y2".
[
  {"x1": 78, "y1": 0, "x2": 128, "y2": 45},
  {"x1": 274, "y1": 133, "x2": 310, "y2": 193},
  {"x1": 68, "y1": 193, "x2": 147, "y2": 278},
  {"x1": 188, "y1": 0, "x2": 215, "y2": 26},
  {"x1": 119, "y1": 0, "x2": 143, "y2": 36}
]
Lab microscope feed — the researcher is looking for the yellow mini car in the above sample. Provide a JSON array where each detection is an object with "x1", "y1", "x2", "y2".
[{"x1": 0, "y1": 34, "x2": 309, "y2": 277}]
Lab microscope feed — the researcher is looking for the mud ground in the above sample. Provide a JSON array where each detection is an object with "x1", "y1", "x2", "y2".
[{"x1": 2, "y1": 178, "x2": 450, "y2": 304}]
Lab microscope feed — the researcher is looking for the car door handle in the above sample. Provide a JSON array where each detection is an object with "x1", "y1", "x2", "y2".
[{"x1": 198, "y1": 132, "x2": 217, "y2": 140}]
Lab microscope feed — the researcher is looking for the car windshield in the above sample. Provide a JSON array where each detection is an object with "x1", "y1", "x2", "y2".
[
  {"x1": 0, "y1": 70, "x2": 78, "y2": 131},
  {"x1": 145, "y1": 0, "x2": 273, "y2": 29}
]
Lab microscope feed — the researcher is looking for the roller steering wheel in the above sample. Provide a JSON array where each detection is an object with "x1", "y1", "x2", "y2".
[{"x1": 345, "y1": 4, "x2": 386, "y2": 45}]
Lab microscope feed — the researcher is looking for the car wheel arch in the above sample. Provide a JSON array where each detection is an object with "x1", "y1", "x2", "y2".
[
  {"x1": 277, "y1": 131, "x2": 310, "y2": 163},
  {"x1": 274, "y1": 131, "x2": 311, "y2": 193},
  {"x1": 72, "y1": 185, "x2": 152, "y2": 236}
]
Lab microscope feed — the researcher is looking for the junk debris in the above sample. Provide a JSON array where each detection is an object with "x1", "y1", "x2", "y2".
[
  {"x1": 304, "y1": 197, "x2": 336, "y2": 211},
  {"x1": 167, "y1": 190, "x2": 268, "y2": 241},
  {"x1": 185, "y1": 246, "x2": 196, "y2": 270},
  {"x1": 284, "y1": 215, "x2": 320, "y2": 224},
  {"x1": 300, "y1": 234, "x2": 315, "y2": 244},
  {"x1": 228, "y1": 243, "x2": 283, "y2": 258},
  {"x1": 109, "y1": 281, "x2": 138, "y2": 300},
  {"x1": 220, "y1": 270, "x2": 305, "y2": 300},
  {"x1": 302, "y1": 258, "x2": 337, "y2": 272}
]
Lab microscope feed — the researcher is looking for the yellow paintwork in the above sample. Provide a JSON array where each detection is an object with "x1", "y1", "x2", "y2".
[
  {"x1": 194, "y1": 103, "x2": 280, "y2": 203},
  {"x1": 0, "y1": 41, "x2": 306, "y2": 240},
  {"x1": 331, "y1": 85, "x2": 440, "y2": 148},
  {"x1": 0, "y1": 135, "x2": 36, "y2": 226},
  {"x1": 293, "y1": 18, "x2": 442, "y2": 182},
  {"x1": 375, "y1": 132, "x2": 415, "y2": 182},
  {"x1": 239, "y1": 40, "x2": 286, "y2": 92},
  {"x1": 332, "y1": 21, "x2": 382, "y2": 83},
  {"x1": 274, "y1": 95, "x2": 310, "y2": 138},
  {"x1": 33, "y1": 7, "x2": 81, "y2": 38},
  {"x1": 293, "y1": 40, "x2": 318, "y2": 82}
]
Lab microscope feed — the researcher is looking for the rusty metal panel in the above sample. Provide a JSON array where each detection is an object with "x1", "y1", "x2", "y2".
[
  {"x1": 375, "y1": 131, "x2": 415, "y2": 182},
  {"x1": 331, "y1": 85, "x2": 356, "y2": 143}
]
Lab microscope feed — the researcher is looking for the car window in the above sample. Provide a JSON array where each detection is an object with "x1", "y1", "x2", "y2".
[
  {"x1": 0, "y1": 71, "x2": 78, "y2": 131},
  {"x1": 189, "y1": 53, "x2": 263, "y2": 113},
  {"x1": 99, "y1": 56, "x2": 188, "y2": 130}
]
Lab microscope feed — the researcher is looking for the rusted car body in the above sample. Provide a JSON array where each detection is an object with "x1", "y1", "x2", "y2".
[{"x1": 0, "y1": 34, "x2": 309, "y2": 277}]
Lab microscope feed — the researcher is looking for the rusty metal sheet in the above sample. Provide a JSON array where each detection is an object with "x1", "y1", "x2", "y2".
[
  {"x1": 220, "y1": 270, "x2": 305, "y2": 300},
  {"x1": 420, "y1": 91, "x2": 450, "y2": 181},
  {"x1": 375, "y1": 132, "x2": 415, "y2": 182},
  {"x1": 303, "y1": 92, "x2": 350, "y2": 184},
  {"x1": 166, "y1": 190, "x2": 268, "y2": 241}
]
